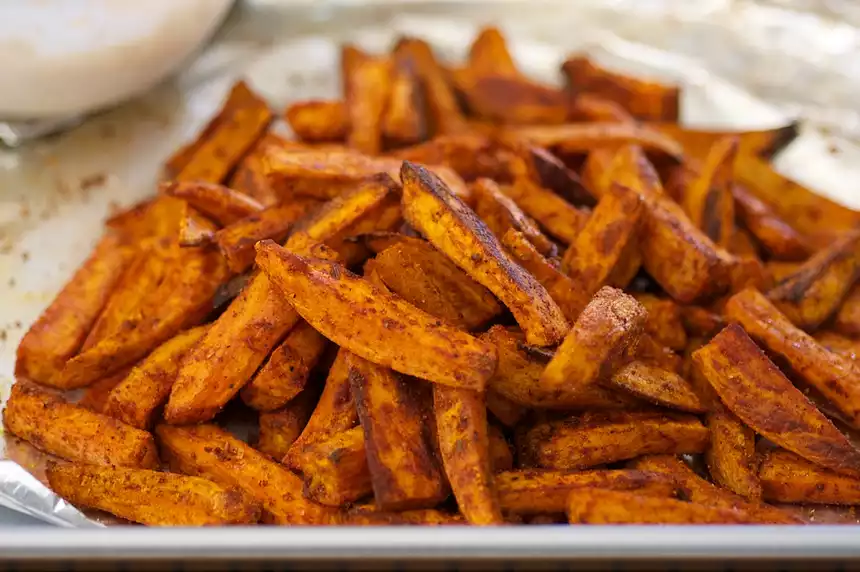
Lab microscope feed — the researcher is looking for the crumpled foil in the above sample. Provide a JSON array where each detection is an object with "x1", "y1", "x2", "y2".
[{"x1": 1, "y1": 0, "x2": 860, "y2": 527}]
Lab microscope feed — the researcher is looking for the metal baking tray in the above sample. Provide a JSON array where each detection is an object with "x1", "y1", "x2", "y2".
[{"x1": 2, "y1": 0, "x2": 860, "y2": 565}]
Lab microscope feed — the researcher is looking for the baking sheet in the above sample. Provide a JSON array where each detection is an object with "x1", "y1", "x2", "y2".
[{"x1": 1, "y1": 0, "x2": 860, "y2": 537}]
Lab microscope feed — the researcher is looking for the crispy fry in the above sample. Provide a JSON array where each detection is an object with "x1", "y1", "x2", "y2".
[
  {"x1": 606, "y1": 361, "x2": 705, "y2": 413},
  {"x1": 3, "y1": 383, "x2": 159, "y2": 469},
  {"x1": 343, "y1": 48, "x2": 392, "y2": 155},
  {"x1": 371, "y1": 237, "x2": 502, "y2": 330},
  {"x1": 392, "y1": 134, "x2": 511, "y2": 182},
  {"x1": 241, "y1": 322, "x2": 328, "y2": 411},
  {"x1": 15, "y1": 233, "x2": 133, "y2": 386},
  {"x1": 732, "y1": 184, "x2": 811, "y2": 261},
  {"x1": 729, "y1": 227, "x2": 761, "y2": 260},
  {"x1": 343, "y1": 507, "x2": 465, "y2": 526},
  {"x1": 649, "y1": 122, "x2": 799, "y2": 161},
  {"x1": 580, "y1": 148, "x2": 615, "y2": 198},
  {"x1": 382, "y1": 47, "x2": 427, "y2": 147},
  {"x1": 680, "y1": 137, "x2": 737, "y2": 249},
  {"x1": 78, "y1": 368, "x2": 131, "y2": 413},
  {"x1": 706, "y1": 405, "x2": 761, "y2": 500},
  {"x1": 767, "y1": 230, "x2": 860, "y2": 330},
  {"x1": 46, "y1": 463, "x2": 260, "y2": 525},
  {"x1": 285, "y1": 100, "x2": 350, "y2": 143},
  {"x1": 468, "y1": 27, "x2": 519, "y2": 77},
  {"x1": 434, "y1": 385, "x2": 503, "y2": 525},
  {"x1": 488, "y1": 424, "x2": 513, "y2": 472},
  {"x1": 162, "y1": 181, "x2": 264, "y2": 226},
  {"x1": 174, "y1": 82, "x2": 272, "y2": 184},
  {"x1": 482, "y1": 325, "x2": 634, "y2": 409},
  {"x1": 486, "y1": 390, "x2": 527, "y2": 427},
  {"x1": 227, "y1": 133, "x2": 288, "y2": 207},
  {"x1": 569, "y1": 93, "x2": 635, "y2": 123},
  {"x1": 348, "y1": 353, "x2": 448, "y2": 510},
  {"x1": 157, "y1": 424, "x2": 336, "y2": 524},
  {"x1": 633, "y1": 293, "x2": 687, "y2": 351},
  {"x1": 765, "y1": 260, "x2": 802, "y2": 284},
  {"x1": 457, "y1": 74, "x2": 569, "y2": 125},
  {"x1": 178, "y1": 206, "x2": 217, "y2": 247},
  {"x1": 472, "y1": 178, "x2": 556, "y2": 257},
  {"x1": 500, "y1": 178, "x2": 588, "y2": 245},
  {"x1": 256, "y1": 384, "x2": 319, "y2": 461},
  {"x1": 680, "y1": 306, "x2": 725, "y2": 338},
  {"x1": 834, "y1": 285, "x2": 860, "y2": 337},
  {"x1": 104, "y1": 326, "x2": 207, "y2": 429},
  {"x1": 635, "y1": 333, "x2": 684, "y2": 374},
  {"x1": 760, "y1": 449, "x2": 860, "y2": 505},
  {"x1": 567, "y1": 488, "x2": 751, "y2": 525},
  {"x1": 293, "y1": 426, "x2": 373, "y2": 506},
  {"x1": 562, "y1": 184, "x2": 644, "y2": 294},
  {"x1": 498, "y1": 137, "x2": 595, "y2": 206},
  {"x1": 540, "y1": 287, "x2": 646, "y2": 395},
  {"x1": 692, "y1": 321, "x2": 860, "y2": 476},
  {"x1": 496, "y1": 469, "x2": 677, "y2": 514},
  {"x1": 628, "y1": 455, "x2": 800, "y2": 524},
  {"x1": 523, "y1": 410, "x2": 708, "y2": 470},
  {"x1": 562, "y1": 56, "x2": 680, "y2": 121},
  {"x1": 512, "y1": 123, "x2": 684, "y2": 160},
  {"x1": 724, "y1": 288, "x2": 860, "y2": 430},
  {"x1": 401, "y1": 161, "x2": 568, "y2": 346},
  {"x1": 814, "y1": 330, "x2": 860, "y2": 361}
]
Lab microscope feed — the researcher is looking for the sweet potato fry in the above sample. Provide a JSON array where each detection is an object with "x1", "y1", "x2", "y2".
[
  {"x1": 488, "y1": 424, "x2": 513, "y2": 472},
  {"x1": 283, "y1": 349, "x2": 358, "y2": 469},
  {"x1": 401, "y1": 161, "x2": 568, "y2": 346},
  {"x1": 178, "y1": 203, "x2": 218, "y2": 247},
  {"x1": 468, "y1": 27, "x2": 519, "y2": 77},
  {"x1": 562, "y1": 184, "x2": 644, "y2": 295},
  {"x1": 348, "y1": 353, "x2": 448, "y2": 510},
  {"x1": 103, "y1": 325, "x2": 207, "y2": 430},
  {"x1": 240, "y1": 321, "x2": 328, "y2": 411},
  {"x1": 157, "y1": 424, "x2": 336, "y2": 524},
  {"x1": 343, "y1": 48, "x2": 392, "y2": 155},
  {"x1": 632, "y1": 294, "x2": 687, "y2": 351},
  {"x1": 732, "y1": 184, "x2": 810, "y2": 261},
  {"x1": 256, "y1": 384, "x2": 319, "y2": 461},
  {"x1": 814, "y1": 330, "x2": 860, "y2": 361},
  {"x1": 760, "y1": 449, "x2": 860, "y2": 505},
  {"x1": 293, "y1": 426, "x2": 373, "y2": 507},
  {"x1": 472, "y1": 178, "x2": 556, "y2": 257},
  {"x1": 285, "y1": 100, "x2": 350, "y2": 143},
  {"x1": 15, "y1": 233, "x2": 133, "y2": 386},
  {"x1": 523, "y1": 410, "x2": 708, "y2": 470},
  {"x1": 214, "y1": 200, "x2": 319, "y2": 274},
  {"x1": 834, "y1": 285, "x2": 860, "y2": 337},
  {"x1": 486, "y1": 390, "x2": 527, "y2": 427},
  {"x1": 382, "y1": 47, "x2": 427, "y2": 147},
  {"x1": 767, "y1": 230, "x2": 860, "y2": 330},
  {"x1": 540, "y1": 287, "x2": 646, "y2": 395},
  {"x1": 501, "y1": 228, "x2": 589, "y2": 323},
  {"x1": 174, "y1": 82, "x2": 272, "y2": 184},
  {"x1": 499, "y1": 178, "x2": 588, "y2": 245},
  {"x1": 3, "y1": 383, "x2": 159, "y2": 469},
  {"x1": 457, "y1": 73, "x2": 569, "y2": 125},
  {"x1": 606, "y1": 361, "x2": 705, "y2": 413},
  {"x1": 392, "y1": 134, "x2": 511, "y2": 182},
  {"x1": 629, "y1": 455, "x2": 800, "y2": 524},
  {"x1": 257, "y1": 242, "x2": 495, "y2": 390},
  {"x1": 496, "y1": 469, "x2": 677, "y2": 514},
  {"x1": 649, "y1": 122, "x2": 799, "y2": 161},
  {"x1": 680, "y1": 137, "x2": 737, "y2": 249},
  {"x1": 705, "y1": 405, "x2": 761, "y2": 500},
  {"x1": 635, "y1": 333, "x2": 684, "y2": 374},
  {"x1": 567, "y1": 488, "x2": 751, "y2": 524},
  {"x1": 580, "y1": 148, "x2": 615, "y2": 198},
  {"x1": 343, "y1": 507, "x2": 465, "y2": 526},
  {"x1": 482, "y1": 325, "x2": 634, "y2": 410},
  {"x1": 692, "y1": 322, "x2": 860, "y2": 476},
  {"x1": 434, "y1": 385, "x2": 503, "y2": 525},
  {"x1": 371, "y1": 237, "x2": 502, "y2": 330},
  {"x1": 501, "y1": 138, "x2": 595, "y2": 206},
  {"x1": 512, "y1": 123, "x2": 684, "y2": 160},
  {"x1": 569, "y1": 93, "x2": 635, "y2": 123},
  {"x1": 680, "y1": 306, "x2": 725, "y2": 338},
  {"x1": 562, "y1": 56, "x2": 680, "y2": 121},
  {"x1": 46, "y1": 463, "x2": 260, "y2": 525},
  {"x1": 162, "y1": 181, "x2": 264, "y2": 226},
  {"x1": 724, "y1": 288, "x2": 860, "y2": 430},
  {"x1": 765, "y1": 260, "x2": 802, "y2": 284},
  {"x1": 78, "y1": 368, "x2": 131, "y2": 413}
]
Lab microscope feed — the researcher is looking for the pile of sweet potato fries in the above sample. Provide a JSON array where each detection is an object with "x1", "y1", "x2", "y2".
[{"x1": 8, "y1": 27, "x2": 860, "y2": 526}]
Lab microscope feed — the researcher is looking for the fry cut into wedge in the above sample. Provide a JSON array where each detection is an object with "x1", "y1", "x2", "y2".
[
  {"x1": 343, "y1": 49, "x2": 391, "y2": 155},
  {"x1": 679, "y1": 137, "x2": 737, "y2": 249},
  {"x1": 706, "y1": 405, "x2": 762, "y2": 501},
  {"x1": 760, "y1": 449, "x2": 860, "y2": 505},
  {"x1": 256, "y1": 385, "x2": 319, "y2": 461},
  {"x1": 605, "y1": 361, "x2": 705, "y2": 413},
  {"x1": 692, "y1": 322, "x2": 860, "y2": 476},
  {"x1": 285, "y1": 100, "x2": 350, "y2": 143},
  {"x1": 47, "y1": 463, "x2": 260, "y2": 526},
  {"x1": 292, "y1": 426, "x2": 373, "y2": 507},
  {"x1": 732, "y1": 184, "x2": 810, "y2": 261},
  {"x1": 471, "y1": 177, "x2": 556, "y2": 257},
  {"x1": 401, "y1": 161, "x2": 568, "y2": 346}
]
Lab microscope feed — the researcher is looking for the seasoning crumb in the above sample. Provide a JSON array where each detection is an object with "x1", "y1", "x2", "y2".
[
  {"x1": 21, "y1": 251, "x2": 30, "y2": 262},
  {"x1": 79, "y1": 173, "x2": 106, "y2": 191}
]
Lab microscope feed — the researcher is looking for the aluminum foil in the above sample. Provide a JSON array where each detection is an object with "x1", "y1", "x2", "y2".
[{"x1": 1, "y1": 0, "x2": 860, "y2": 528}]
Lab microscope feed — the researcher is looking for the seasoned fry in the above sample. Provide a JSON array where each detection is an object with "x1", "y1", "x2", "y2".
[
  {"x1": 649, "y1": 122, "x2": 799, "y2": 161},
  {"x1": 256, "y1": 384, "x2": 319, "y2": 461},
  {"x1": 680, "y1": 137, "x2": 737, "y2": 249},
  {"x1": 760, "y1": 449, "x2": 860, "y2": 505},
  {"x1": 15, "y1": 233, "x2": 133, "y2": 386},
  {"x1": 434, "y1": 385, "x2": 503, "y2": 525},
  {"x1": 241, "y1": 322, "x2": 329, "y2": 411},
  {"x1": 343, "y1": 507, "x2": 465, "y2": 526},
  {"x1": 456, "y1": 73, "x2": 569, "y2": 125},
  {"x1": 488, "y1": 424, "x2": 513, "y2": 472},
  {"x1": 371, "y1": 237, "x2": 502, "y2": 330},
  {"x1": 285, "y1": 100, "x2": 350, "y2": 143},
  {"x1": 834, "y1": 285, "x2": 860, "y2": 337},
  {"x1": 78, "y1": 369, "x2": 131, "y2": 413},
  {"x1": 633, "y1": 293, "x2": 687, "y2": 351},
  {"x1": 401, "y1": 161, "x2": 568, "y2": 346},
  {"x1": 523, "y1": 410, "x2": 708, "y2": 470},
  {"x1": 46, "y1": 463, "x2": 260, "y2": 525},
  {"x1": 814, "y1": 330, "x2": 860, "y2": 361},
  {"x1": 581, "y1": 148, "x2": 615, "y2": 198},
  {"x1": 499, "y1": 179, "x2": 588, "y2": 245},
  {"x1": 706, "y1": 406, "x2": 761, "y2": 500},
  {"x1": 382, "y1": 47, "x2": 427, "y2": 146},
  {"x1": 468, "y1": 27, "x2": 519, "y2": 77},
  {"x1": 178, "y1": 206, "x2": 217, "y2": 247},
  {"x1": 680, "y1": 306, "x2": 725, "y2": 338},
  {"x1": 104, "y1": 326, "x2": 208, "y2": 430},
  {"x1": 569, "y1": 93, "x2": 635, "y2": 123},
  {"x1": 3, "y1": 384, "x2": 159, "y2": 469},
  {"x1": 635, "y1": 333, "x2": 684, "y2": 374},
  {"x1": 392, "y1": 134, "x2": 511, "y2": 183},
  {"x1": 343, "y1": 48, "x2": 392, "y2": 155},
  {"x1": 606, "y1": 361, "x2": 705, "y2": 413},
  {"x1": 540, "y1": 287, "x2": 646, "y2": 394},
  {"x1": 227, "y1": 133, "x2": 290, "y2": 207},
  {"x1": 496, "y1": 469, "x2": 676, "y2": 514},
  {"x1": 562, "y1": 56, "x2": 680, "y2": 121},
  {"x1": 156, "y1": 424, "x2": 336, "y2": 524},
  {"x1": 293, "y1": 426, "x2": 373, "y2": 507},
  {"x1": 486, "y1": 390, "x2": 527, "y2": 427},
  {"x1": 472, "y1": 178, "x2": 556, "y2": 257},
  {"x1": 724, "y1": 288, "x2": 860, "y2": 430},
  {"x1": 692, "y1": 322, "x2": 860, "y2": 476},
  {"x1": 512, "y1": 123, "x2": 684, "y2": 159},
  {"x1": 767, "y1": 230, "x2": 860, "y2": 330},
  {"x1": 567, "y1": 488, "x2": 752, "y2": 525},
  {"x1": 348, "y1": 353, "x2": 448, "y2": 510},
  {"x1": 732, "y1": 184, "x2": 810, "y2": 261},
  {"x1": 162, "y1": 181, "x2": 264, "y2": 226}
]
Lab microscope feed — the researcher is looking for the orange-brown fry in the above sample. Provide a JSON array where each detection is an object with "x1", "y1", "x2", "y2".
[
  {"x1": 471, "y1": 178, "x2": 556, "y2": 257},
  {"x1": 649, "y1": 122, "x2": 799, "y2": 161},
  {"x1": 512, "y1": 123, "x2": 684, "y2": 160},
  {"x1": 732, "y1": 184, "x2": 811, "y2": 261},
  {"x1": 456, "y1": 73, "x2": 569, "y2": 125},
  {"x1": 632, "y1": 293, "x2": 687, "y2": 351},
  {"x1": 814, "y1": 330, "x2": 860, "y2": 362},
  {"x1": 680, "y1": 137, "x2": 737, "y2": 249},
  {"x1": 635, "y1": 333, "x2": 684, "y2": 374},
  {"x1": 78, "y1": 368, "x2": 132, "y2": 413},
  {"x1": 760, "y1": 449, "x2": 860, "y2": 505},
  {"x1": 706, "y1": 405, "x2": 761, "y2": 500},
  {"x1": 256, "y1": 384, "x2": 319, "y2": 461},
  {"x1": 499, "y1": 178, "x2": 588, "y2": 245},
  {"x1": 606, "y1": 361, "x2": 705, "y2": 413},
  {"x1": 568, "y1": 488, "x2": 752, "y2": 524},
  {"x1": 488, "y1": 424, "x2": 513, "y2": 472},
  {"x1": 834, "y1": 285, "x2": 860, "y2": 337},
  {"x1": 569, "y1": 93, "x2": 635, "y2": 123},
  {"x1": 343, "y1": 48, "x2": 392, "y2": 155},
  {"x1": 292, "y1": 425, "x2": 373, "y2": 507},
  {"x1": 382, "y1": 47, "x2": 427, "y2": 147},
  {"x1": 285, "y1": 100, "x2": 350, "y2": 143},
  {"x1": 162, "y1": 181, "x2": 264, "y2": 226}
]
